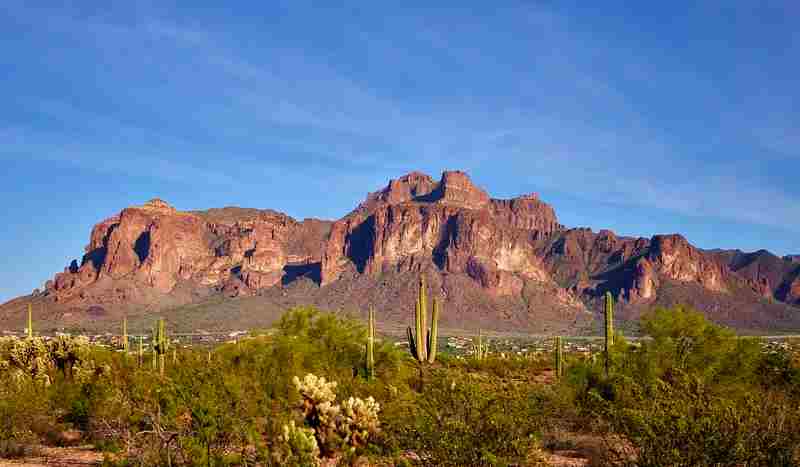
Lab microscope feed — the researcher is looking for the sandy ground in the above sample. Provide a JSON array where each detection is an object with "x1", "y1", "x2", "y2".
[
  {"x1": 1, "y1": 446, "x2": 591, "y2": 467},
  {"x1": 0, "y1": 446, "x2": 103, "y2": 467}
]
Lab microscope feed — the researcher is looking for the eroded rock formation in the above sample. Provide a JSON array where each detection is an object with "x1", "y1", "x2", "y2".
[
  {"x1": 45, "y1": 199, "x2": 330, "y2": 304},
  {"x1": 17, "y1": 170, "x2": 800, "y2": 330}
]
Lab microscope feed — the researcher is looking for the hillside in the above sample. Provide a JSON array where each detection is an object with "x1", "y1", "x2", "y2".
[{"x1": 1, "y1": 170, "x2": 799, "y2": 334}]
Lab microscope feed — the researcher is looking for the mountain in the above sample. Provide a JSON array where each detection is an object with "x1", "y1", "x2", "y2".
[{"x1": 2, "y1": 170, "x2": 799, "y2": 334}]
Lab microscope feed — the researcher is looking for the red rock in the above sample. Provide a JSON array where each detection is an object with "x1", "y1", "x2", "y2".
[
  {"x1": 434, "y1": 170, "x2": 490, "y2": 208},
  {"x1": 320, "y1": 171, "x2": 562, "y2": 298},
  {"x1": 43, "y1": 199, "x2": 328, "y2": 305},
  {"x1": 647, "y1": 234, "x2": 727, "y2": 293},
  {"x1": 23, "y1": 171, "x2": 800, "y2": 327},
  {"x1": 629, "y1": 257, "x2": 658, "y2": 301}
]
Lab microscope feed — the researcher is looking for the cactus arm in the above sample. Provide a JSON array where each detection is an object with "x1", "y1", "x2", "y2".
[
  {"x1": 407, "y1": 326, "x2": 418, "y2": 361},
  {"x1": 427, "y1": 298, "x2": 439, "y2": 363},
  {"x1": 151, "y1": 323, "x2": 158, "y2": 371},
  {"x1": 414, "y1": 297, "x2": 423, "y2": 362},
  {"x1": 164, "y1": 319, "x2": 169, "y2": 352}
]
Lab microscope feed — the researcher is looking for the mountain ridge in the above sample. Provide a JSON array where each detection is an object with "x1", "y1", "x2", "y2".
[{"x1": 2, "y1": 170, "x2": 799, "y2": 333}]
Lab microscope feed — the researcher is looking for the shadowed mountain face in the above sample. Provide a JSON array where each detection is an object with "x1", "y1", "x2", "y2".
[{"x1": 2, "y1": 171, "x2": 799, "y2": 333}]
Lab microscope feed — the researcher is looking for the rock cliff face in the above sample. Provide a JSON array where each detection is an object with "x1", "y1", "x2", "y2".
[
  {"x1": 45, "y1": 199, "x2": 330, "y2": 304},
  {"x1": 6, "y1": 170, "x2": 800, "y2": 332},
  {"x1": 777, "y1": 269, "x2": 800, "y2": 305},
  {"x1": 321, "y1": 171, "x2": 564, "y2": 300}
]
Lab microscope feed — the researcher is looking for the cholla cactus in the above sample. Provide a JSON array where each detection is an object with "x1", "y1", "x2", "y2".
[
  {"x1": 74, "y1": 359, "x2": 111, "y2": 384},
  {"x1": 290, "y1": 373, "x2": 382, "y2": 460},
  {"x1": 0, "y1": 335, "x2": 94, "y2": 386},
  {"x1": 49, "y1": 335, "x2": 89, "y2": 376},
  {"x1": 294, "y1": 374, "x2": 338, "y2": 405},
  {"x1": 6, "y1": 337, "x2": 53, "y2": 381},
  {"x1": 280, "y1": 421, "x2": 321, "y2": 467},
  {"x1": 339, "y1": 396, "x2": 381, "y2": 449}
]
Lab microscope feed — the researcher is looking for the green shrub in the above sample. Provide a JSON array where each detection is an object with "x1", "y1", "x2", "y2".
[
  {"x1": 386, "y1": 368, "x2": 547, "y2": 466},
  {"x1": 571, "y1": 305, "x2": 800, "y2": 466}
]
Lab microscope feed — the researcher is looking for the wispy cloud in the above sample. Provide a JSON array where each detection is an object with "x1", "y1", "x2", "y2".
[{"x1": 2, "y1": 2, "x2": 798, "y2": 236}]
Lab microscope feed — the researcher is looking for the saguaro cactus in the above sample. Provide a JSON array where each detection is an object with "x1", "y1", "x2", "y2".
[
  {"x1": 152, "y1": 318, "x2": 169, "y2": 377},
  {"x1": 473, "y1": 329, "x2": 487, "y2": 360},
  {"x1": 554, "y1": 336, "x2": 563, "y2": 379},
  {"x1": 138, "y1": 335, "x2": 144, "y2": 367},
  {"x1": 122, "y1": 317, "x2": 129, "y2": 353},
  {"x1": 406, "y1": 274, "x2": 441, "y2": 364},
  {"x1": 27, "y1": 304, "x2": 33, "y2": 339},
  {"x1": 604, "y1": 291, "x2": 614, "y2": 375},
  {"x1": 151, "y1": 337, "x2": 157, "y2": 371},
  {"x1": 365, "y1": 307, "x2": 375, "y2": 379}
]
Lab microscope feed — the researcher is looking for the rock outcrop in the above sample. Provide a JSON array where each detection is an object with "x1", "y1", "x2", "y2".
[
  {"x1": 646, "y1": 234, "x2": 727, "y2": 293},
  {"x1": 7, "y1": 169, "x2": 799, "y2": 332},
  {"x1": 777, "y1": 268, "x2": 800, "y2": 305},
  {"x1": 321, "y1": 171, "x2": 565, "y2": 301},
  {"x1": 44, "y1": 199, "x2": 330, "y2": 304}
]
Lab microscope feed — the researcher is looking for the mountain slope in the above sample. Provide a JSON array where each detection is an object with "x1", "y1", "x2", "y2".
[{"x1": 1, "y1": 170, "x2": 799, "y2": 334}]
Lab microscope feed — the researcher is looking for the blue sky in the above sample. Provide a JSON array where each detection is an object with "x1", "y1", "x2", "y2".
[{"x1": 1, "y1": 1, "x2": 798, "y2": 303}]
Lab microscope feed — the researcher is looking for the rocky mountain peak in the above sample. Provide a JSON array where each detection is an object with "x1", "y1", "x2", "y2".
[
  {"x1": 366, "y1": 172, "x2": 438, "y2": 208},
  {"x1": 433, "y1": 170, "x2": 490, "y2": 208},
  {"x1": 140, "y1": 198, "x2": 176, "y2": 212}
]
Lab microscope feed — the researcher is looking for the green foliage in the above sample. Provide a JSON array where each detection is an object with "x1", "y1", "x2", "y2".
[
  {"x1": 571, "y1": 304, "x2": 800, "y2": 465},
  {"x1": 387, "y1": 368, "x2": 548, "y2": 466},
  {"x1": 2, "y1": 304, "x2": 798, "y2": 466},
  {"x1": 636, "y1": 305, "x2": 762, "y2": 391},
  {"x1": 279, "y1": 421, "x2": 319, "y2": 466},
  {"x1": 601, "y1": 378, "x2": 800, "y2": 466}
]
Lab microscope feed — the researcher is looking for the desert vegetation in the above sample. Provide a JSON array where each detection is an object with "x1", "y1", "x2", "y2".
[{"x1": 1, "y1": 286, "x2": 799, "y2": 466}]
